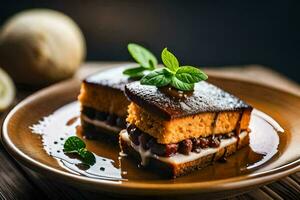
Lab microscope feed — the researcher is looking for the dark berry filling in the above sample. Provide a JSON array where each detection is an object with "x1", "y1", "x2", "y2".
[
  {"x1": 82, "y1": 106, "x2": 126, "y2": 129},
  {"x1": 127, "y1": 125, "x2": 238, "y2": 157}
]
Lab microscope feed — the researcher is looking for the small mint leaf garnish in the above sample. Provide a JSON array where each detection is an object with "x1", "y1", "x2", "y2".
[
  {"x1": 63, "y1": 136, "x2": 85, "y2": 153},
  {"x1": 175, "y1": 66, "x2": 208, "y2": 84},
  {"x1": 148, "y1": 59, "x2": 155, "y2": 70},
  {"x1": 161, "y1": 48, "x2": 179, "y2": 73},
  {"x1": 123, "y1": 43, "x2": 158, "y2": 78},
  {"x1": 171, "y1": 76, "x2": 195, "y2": 91},
  {"x1": 128, "y1": 43, "x2": 157, "y2": 69},
  {"x1": 140, "y1": 47, "x2": 208, "y2": 91},
  {"x1": 123, "y1": 66, "x2": 145, "y2": 78},
  {"x1": 78, "y1": 148, "x2": 96, "y2": 165},
  {"x1": 140, "y1": 68, "x2": 172, "y2": 87},
  {"x1": 63, "y1": 136, "x2": 95, "y2": 166}
]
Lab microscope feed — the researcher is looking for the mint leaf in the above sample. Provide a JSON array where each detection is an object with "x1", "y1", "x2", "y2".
[
  {"x1": 161, "y1": 48, "x2": 179, "y2": 73},
  {"x1": 78, "y1": 148, "x2": 96, "y2": 165},
  {"x1": 175, "y1": 66, "x2": 208, "y2": 84},
  {"x1": 128, "y1": 43, "x2": 157, "y2": 69},
  {"x1": 171, "y1": 76, "x2": 195, "y2": 91},
  {"x1": 63, "y1": 136, "x2": 86, "y2": 153},
  {"x1": 149, "y1": 60, "x2": 155, "y2": 69},
  {"x1": 63, "y1": 136, "x2": 96, "y2": 166},
  {"x1": 140, "y1": 68, "x2": 172, "y2": 87},
  {"x1": 123, "y1": 66, "x2": 145, "y2": 78},
  {"x1": 124, "y1": 43, "x2": 158, "y2": 78},
  {"x1": 138, "y1": 46, "x2": 208, "y2": 91}
]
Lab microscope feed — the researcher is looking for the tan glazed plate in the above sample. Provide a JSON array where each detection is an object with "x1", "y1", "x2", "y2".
[{"x1": 2, "y1": 67, "x2": 300, "y2": 198}]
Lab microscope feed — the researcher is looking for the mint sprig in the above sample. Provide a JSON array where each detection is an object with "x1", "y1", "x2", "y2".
[
  {"x1": 123, "y1": 43, "x2": 157, "y2": 78},
  {"x1": 175, "y1": 66, "x2": 208, "y2": 83},
  {"x1": 140, "y1": 48, "x2": 208, "y2": 91},
  {"x1": 171, "y1": 76, "x2": 195, "y2": 91},
  {"x1": 161, "y1": 48, "x2": 179, "y2": 72},
  {"x1": 63, "y1": 136, "x2": 96, "y2": 165},
  {"x1": 122, "y1": 66, "x2": 145, "y2": 78},
  {"x1": 140, "y1": 68, "x2": 172, "y2": 87}
]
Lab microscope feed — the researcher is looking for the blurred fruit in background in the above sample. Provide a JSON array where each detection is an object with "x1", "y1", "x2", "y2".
[
  {"x1": 0, "y1": 9, "x2": 86, "y2": 87},
  {"x1": 0, "y1": 68, "x2": 15, "y2": 111}
]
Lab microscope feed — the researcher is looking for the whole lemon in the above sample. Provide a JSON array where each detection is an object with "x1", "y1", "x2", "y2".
[{"x1": 0, "y1": 9, "x2": 86, "y2": 86}]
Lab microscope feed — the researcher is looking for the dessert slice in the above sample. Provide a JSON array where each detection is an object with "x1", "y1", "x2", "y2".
[
  {"x1": 120, "y1": 81, "x2": 252, "y2": 178},
  {"x1": 78, "y1": 43, "x2": 158, "y2": 141},
  {"x1": 78, "y1": 67, "x2": 132, "y2": 140}
]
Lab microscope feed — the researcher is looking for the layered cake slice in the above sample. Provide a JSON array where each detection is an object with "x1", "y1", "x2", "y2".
[
  {"x1": 78, "y1": 67, "x2": 132, "y2": 140},
  {"x1": 78, "y1": 43, "x2": 158, "y2": 141},
  {"x1": 120, "y1": 81, "x2": 252, "y2": 178}
]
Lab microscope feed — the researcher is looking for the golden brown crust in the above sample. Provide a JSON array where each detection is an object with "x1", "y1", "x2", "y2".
[
  {"x1": 125, "y1": 81, "x2": 252, "y2": 120},
  {"x1": 78, "y1": 82, "x2": 130, "y2": 117},
  {"x1": 126, "y1": 103, "x2": 252, "y2": 144},
  {"x1": 120, "y1": 132, "x2": 250, "y2": 178}
]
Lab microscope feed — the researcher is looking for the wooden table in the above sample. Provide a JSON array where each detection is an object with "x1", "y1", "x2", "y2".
[{"x1": 1, "y1": 62, "x2": 299, "y2": 200}]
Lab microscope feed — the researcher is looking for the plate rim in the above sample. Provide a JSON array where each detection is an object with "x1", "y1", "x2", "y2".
[{"x1": 2, "y1": 75, "x2": 300, "y2": 195}]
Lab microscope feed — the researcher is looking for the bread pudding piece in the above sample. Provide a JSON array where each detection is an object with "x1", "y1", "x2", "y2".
[
  {"x1": 78, "y1": 67, "x2": 132, "y2": 140},
  {"x1": 120, "y1": 81, "x2": 252, "y2": 177}
]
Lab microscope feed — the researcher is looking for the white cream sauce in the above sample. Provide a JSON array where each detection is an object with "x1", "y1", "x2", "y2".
[
  {"x1": 81, "y1": 115, "x2": 121, "y2": 133},
  {"x1": 120, "y1": 130, "x2": 248, "y2": 165}
]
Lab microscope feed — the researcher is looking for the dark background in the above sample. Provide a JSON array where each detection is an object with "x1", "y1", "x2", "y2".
[{"x1": 1, "y1": 0, "x2": 299, "y2": 82}]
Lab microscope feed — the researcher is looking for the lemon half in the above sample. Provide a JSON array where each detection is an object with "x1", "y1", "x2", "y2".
[{"x1": 0, "y1": 68, "x2": 15, "y2": 111}]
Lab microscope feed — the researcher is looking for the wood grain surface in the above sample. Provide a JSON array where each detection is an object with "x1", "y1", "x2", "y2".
[{"x1": 0, "y1": 62, "x2": 299, "y2": 200}]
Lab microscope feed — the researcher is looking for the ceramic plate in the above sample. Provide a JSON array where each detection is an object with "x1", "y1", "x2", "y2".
[{"x1": 2, "y1": 68, "x2": 300, "y2": 198}]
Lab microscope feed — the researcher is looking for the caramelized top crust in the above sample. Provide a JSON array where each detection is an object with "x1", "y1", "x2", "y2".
[
  {"x1": 125, "y1": 81, "x2": 252, "y2": 120},
  {"x1": 84, "y1": 66, "x2": 133, "y2": 91}
]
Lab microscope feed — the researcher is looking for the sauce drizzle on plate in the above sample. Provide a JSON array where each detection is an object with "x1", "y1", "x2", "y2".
[{"x1": 30, "y1": 102, "x2": 284, "y2": 181}]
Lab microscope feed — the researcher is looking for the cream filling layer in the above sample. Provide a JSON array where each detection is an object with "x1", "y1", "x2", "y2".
[
  {"x1": 81, "y1": 115, "x2": 121, "y2": 133},
  {"x1": 120, "y1": 130, "x2": 248, "y2": 165}
]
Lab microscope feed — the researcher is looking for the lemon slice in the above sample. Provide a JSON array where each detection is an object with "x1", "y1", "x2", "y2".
[{"x1": 0, "y1": 68, "x2": 15, "y2": 111}]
